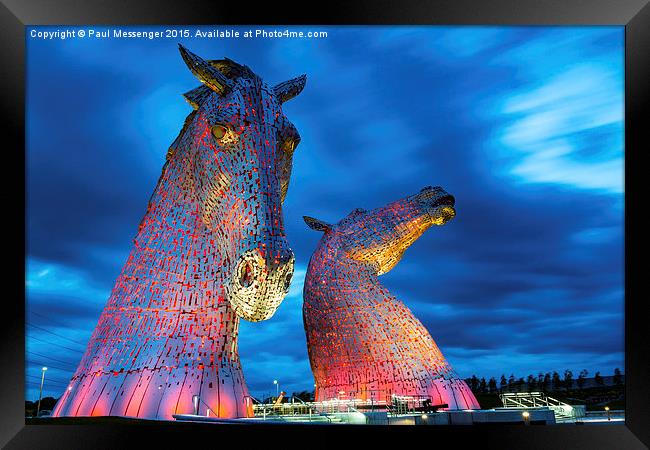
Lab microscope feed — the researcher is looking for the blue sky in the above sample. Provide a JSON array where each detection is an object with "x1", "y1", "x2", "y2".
[{"x1": 26, "y1": 25, "x2": 624, "y2": 401}]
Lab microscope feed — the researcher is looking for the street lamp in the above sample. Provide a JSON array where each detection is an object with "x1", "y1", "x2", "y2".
[
  {"x1": 522, "y1": 410, "x2": 530, "y2": 425},
  {"x1": 605, "y1": 406, "x2": 611, "y2": 421},
  {"x1": 37, "y1": 367, "x2": 48, "y2": 417},
  {"x1": 273, "y1": 379, "x2": 279, "y2": 399}
]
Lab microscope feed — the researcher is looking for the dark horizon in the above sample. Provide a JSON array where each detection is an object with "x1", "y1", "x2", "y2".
[{"x1": 25, "y1": 369, "x2": 625, "y2": 404}]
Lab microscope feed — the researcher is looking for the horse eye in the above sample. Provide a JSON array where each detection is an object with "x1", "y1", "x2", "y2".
[{"x1": 211, "y1": 124, "x2": 228, "y2": 140}]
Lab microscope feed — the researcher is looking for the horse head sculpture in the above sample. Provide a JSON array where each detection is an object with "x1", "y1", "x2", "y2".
[
  {"x1": 52, "y1": 46, "x2": 306, "y2": 420},
  {"x1": 172, "y1": 44, "x2": 305, "y2": 321},
  {"x1": 302, "y1": 187, "x2": 480, "y2": 410},
  {"x1": 304, "y1": 186, "x2": 456, "y2": 274}
]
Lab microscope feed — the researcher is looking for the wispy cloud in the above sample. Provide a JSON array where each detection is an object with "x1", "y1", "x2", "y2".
[
  {"x1": 489, "y1": 51, "x2": 623, "y2": 193},
  {"x1": 26, "y1": 258, "x2": 110, "y2": 300}
]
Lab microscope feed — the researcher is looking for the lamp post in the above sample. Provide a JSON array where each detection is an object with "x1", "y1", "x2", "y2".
[
  {"x1": 37, "y1": 367, "x2": 48, "y2": 417},
  {"x1": 273, "y1": 379, "x2": 279, "y2": 399},
  {"x1": 605, "y1": 406, "x2": 611, "y2": 421}
]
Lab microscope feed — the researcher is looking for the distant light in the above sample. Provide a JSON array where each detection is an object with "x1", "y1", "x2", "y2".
[
  {"x1": 339, "y1": 391, "x2": 345, "y2": 395},
  {"x1": 522, "y1": 411, "x2": 530, "y2": 418},
  {"x1": 604, "y1": 406, "x2": 610, "y2": 411},
  {"x1": 68, "y1": 386, "x2": 72, "y2": 391},
  {"x1": 273, "y1": 380, "x2": 278, "y2": 384},
  {"x1": 421, "y1": 414, "x2": 428, "y2": 420},
  {"x1": 42, "y1": 367, "x2": 48, "y2": 371}
]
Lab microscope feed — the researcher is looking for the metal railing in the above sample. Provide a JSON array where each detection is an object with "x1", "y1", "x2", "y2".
[
  {"x1": 247, "y1": 393, "x2": 440, "y2": 422},
  {"x1": 499, "y1": 392, "x2": 586, "y2": 421},
  {"x1": 251, "y1": 396, "x2": 334, "y2": 423},
  {"x1": 387, "y1": 395, "x2": 440, "y2": 415},
  {"x1": 191, "y1": 394, "x2": 219, "y2": 417}
]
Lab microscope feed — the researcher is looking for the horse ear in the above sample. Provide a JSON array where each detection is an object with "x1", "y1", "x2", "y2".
[
  {"x1": 273, "y1": 74, "x2": 307, "y2": 103},
  {"x1": 178, "y1": 44, "x2": 234, "y2": 96},
  {"x1": 303, "y1": 216, "x2": 331, "y2": 232},
  {"x1": 209, "y1": 58, "x2": 256, "y2": 80},
  {"x1": 183, "y1": 85, "x2": 213, "y2": 109}
]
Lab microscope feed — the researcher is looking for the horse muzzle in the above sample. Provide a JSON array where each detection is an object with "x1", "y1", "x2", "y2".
[
  {"x1": 226, "y1": 247, "x2": 295, "y2": 322},
  {"x1": 418, "y1": 186, "x2": 456, "y2": 225}
]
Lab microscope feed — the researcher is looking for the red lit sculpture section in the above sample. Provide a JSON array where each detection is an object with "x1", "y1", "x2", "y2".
[
  {"x1": 51, "y1": 45, "x2": 306, "y2": 420},
  {"x1": 302, "y1": 187, "x2": 480, "y2": 410}
]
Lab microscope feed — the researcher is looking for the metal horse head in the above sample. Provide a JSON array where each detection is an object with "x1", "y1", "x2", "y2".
[
  {"x1": 304, "y1": 186, "x2": 455, "y2": 275},
  {"x1": 174, "y1": 44, "x2": 306, "y2": 321}
]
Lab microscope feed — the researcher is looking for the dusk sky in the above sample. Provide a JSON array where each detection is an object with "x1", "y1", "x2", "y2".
[{"x1": 26, "y1": 25, "x2": 624, "y2": 401}]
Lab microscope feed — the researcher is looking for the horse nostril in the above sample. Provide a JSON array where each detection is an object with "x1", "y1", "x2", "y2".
[
  {"x1": 438, "y1": 194, "x2": 455, "y2": 206},
  {"x1": 283, "y1": 270, "x2": 293, "y2": 291},
  {"x1": 279, "y1": 253, "x2": 294, "y2": 291},
  {"x1": 239, "y1": 260, "x2": 254, "y2": 288}
]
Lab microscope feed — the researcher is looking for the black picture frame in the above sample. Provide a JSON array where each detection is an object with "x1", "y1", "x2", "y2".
[{"x1": 2, "y1": 0, "x2": 648, "y2": 448}]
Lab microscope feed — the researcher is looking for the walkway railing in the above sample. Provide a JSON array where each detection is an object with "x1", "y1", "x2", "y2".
[
  {"x1": 186, "y1": 393, "x2": 446, "y2": 423},
  {"x1": 251, "y1": 396, "x2": 333, "y2": 422},
  {"x1": 249, "y1": 394, "x2": 442, "y2": 421},
  {"x1": 499, "y1": 392, "x2": 586, "y2": 421},
  {"x1": 191, "y1": 394, "x2": 219, "y2": 417}
]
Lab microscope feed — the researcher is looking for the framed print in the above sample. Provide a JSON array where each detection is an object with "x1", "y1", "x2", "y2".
[{"x1": 2, "y1": 0, "x2": 648, "y2": 448}]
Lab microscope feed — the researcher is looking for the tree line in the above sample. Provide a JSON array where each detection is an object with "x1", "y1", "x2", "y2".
[
  {"x1": 262, "y1": 368, "x2": 625, "y2": 402},
  {"x1": 464, "y1": 368, "x2": 623, "y2": 394}
]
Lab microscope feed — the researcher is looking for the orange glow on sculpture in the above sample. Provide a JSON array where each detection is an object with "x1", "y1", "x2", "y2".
[
  {"x1": 303, "y1": 187, "x2": 480, "y2": 409},
  {"x1": 51, "y1": 45, "x2": 306, "y2": 420}
]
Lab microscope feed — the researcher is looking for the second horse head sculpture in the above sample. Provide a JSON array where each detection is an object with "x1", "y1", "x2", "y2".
[{"x1": 303, "y1": 186, "x2": 480, "y2": 410}]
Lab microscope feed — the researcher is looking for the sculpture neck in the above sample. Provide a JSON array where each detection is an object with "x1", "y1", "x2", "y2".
[
  {"x1": 307, "y1": 238, "x2": 380, "y2": 291},
  {"x1": 141, "y1": 145, "x2": 236, "y2": 247},
  {"x1": 112, "y1": 155, "x2": 230, "y2": 312}
]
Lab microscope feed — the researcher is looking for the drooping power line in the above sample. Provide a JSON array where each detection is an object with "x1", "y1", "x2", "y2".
[
  {"x1": 26, "y1": 375, "x2": 69, "y2": 387},
  {"x1": 26, "y1": 351, "x2": 78, "y2": 369},
  {"x1": 28, "y1": 310, "x2": 76, "y2": 330},
  {"x1": 25, "y1": 361, "x2": 76, "y2": 373},
  {"x1": 28, "y1": 335, "x2": 86, "y2": 354},
  {"x1": 26, "y1": 323, "x2": 88, "y2": 347}
]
